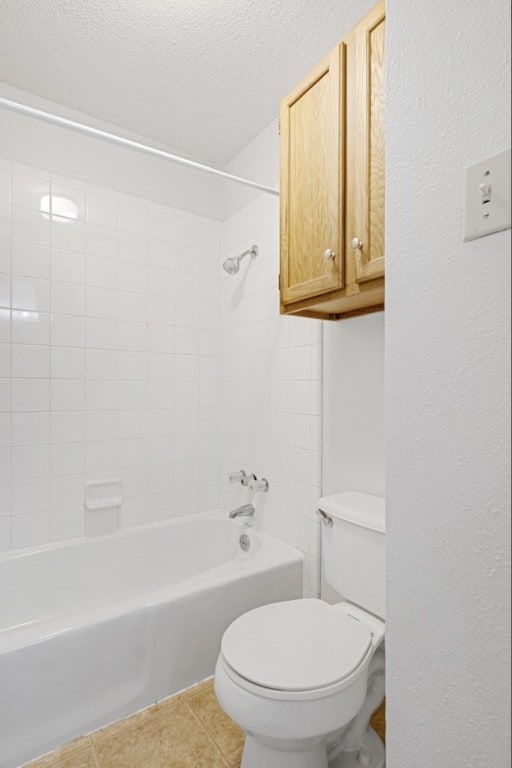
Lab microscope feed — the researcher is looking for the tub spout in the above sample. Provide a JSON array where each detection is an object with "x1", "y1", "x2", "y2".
[{"x1": 229, "y1": 504, "x2": 255, "y2": 519}]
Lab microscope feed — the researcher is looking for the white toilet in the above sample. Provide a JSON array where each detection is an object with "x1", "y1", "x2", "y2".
[{"x1": 215, "y1": 491, "x2": 386, "y2": 768}]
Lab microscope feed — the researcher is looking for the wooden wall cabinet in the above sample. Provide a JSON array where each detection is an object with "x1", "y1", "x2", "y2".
[{"x1": 280, "y1": 1, "x2": 386, "y2": 320}]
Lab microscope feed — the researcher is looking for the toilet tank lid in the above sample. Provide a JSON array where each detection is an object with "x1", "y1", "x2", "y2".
[{"x1": 318, "y1": 492, "x2": 385, "y2": 533}]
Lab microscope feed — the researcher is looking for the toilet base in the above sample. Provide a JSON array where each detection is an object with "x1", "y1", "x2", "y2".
[
  {"x1": 239, "y1": 728, "x2": 384, "y2": 768},
  {"x1": 330, "y1": 728, "x2": 385, "y2": 768},
  {"x1": 242, "y1": 735, "x2": 329, "y2": 768}
]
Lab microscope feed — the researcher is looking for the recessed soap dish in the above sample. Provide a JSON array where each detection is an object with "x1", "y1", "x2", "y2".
[{"x1": 85, "y1": 478, "x2": 122, "y2": 512}]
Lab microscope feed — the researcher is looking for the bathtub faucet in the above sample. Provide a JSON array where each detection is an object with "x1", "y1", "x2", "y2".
[{"x1": 229, "y1": 504, "x2": 255, "y2": 520}]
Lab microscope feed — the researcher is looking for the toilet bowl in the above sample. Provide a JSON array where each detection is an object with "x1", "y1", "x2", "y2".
[
  {"x1": 214, "y1": 491, "x2": 386, "y2": 768},
  {"x1": 215, "y1": 598, "x2": 385, "y2": 768}
]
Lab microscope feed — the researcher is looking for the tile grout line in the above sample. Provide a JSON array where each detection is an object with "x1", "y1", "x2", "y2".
[
  {"x1": 180, "y1": 696, "x2": 233, "y2": 768},
  {"x1": 25, "y1": 735, "x2": 94, "y2": 768},
  {"x1": 8, "y1": 160, "x2": 13, "y2": 549},
  {"x1": 90, "y1": 738, "x2": 103, "y2": 768}
]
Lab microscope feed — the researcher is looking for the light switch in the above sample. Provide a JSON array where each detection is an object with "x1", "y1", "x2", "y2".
[{"x1": 463, "y1": 148, "x2": 511, "y2": 241}]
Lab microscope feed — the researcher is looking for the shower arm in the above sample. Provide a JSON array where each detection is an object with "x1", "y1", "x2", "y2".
[{"x1": 237, "y1": 246, "x2": 258, "y2": 264}]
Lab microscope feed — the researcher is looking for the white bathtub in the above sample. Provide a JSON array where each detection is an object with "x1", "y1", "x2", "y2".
[{"x1": 0, "y1": 511, "x2": 303, "y2": 768}]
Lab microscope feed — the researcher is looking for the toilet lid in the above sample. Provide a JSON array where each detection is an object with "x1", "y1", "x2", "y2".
[{"x1": 221, "y1": 599, "x2": 372, "y2": 692}]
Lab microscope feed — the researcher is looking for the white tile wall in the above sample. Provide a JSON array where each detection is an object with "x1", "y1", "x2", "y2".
[
  {"x1": 220, "y1": 194, "x2": 323, "y2": 597},
  {"x1": 0, "y1": 158, "x2": 222, "y2": 550},
  {"x1": 0, "y1": 146, "x2": 325, "y2": 596}
]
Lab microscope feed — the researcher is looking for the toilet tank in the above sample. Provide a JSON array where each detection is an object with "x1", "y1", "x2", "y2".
[{"x1": 319, "y1": 492, "x2": 385, "y2": 619}]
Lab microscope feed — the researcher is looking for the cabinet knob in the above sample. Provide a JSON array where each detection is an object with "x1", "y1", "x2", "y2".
[
  {"x1": 324, "y1": 248, "x2": 335, "y2": 261},
  {"x1": 350, "y1": 237, "x2": 363, "y2": 251}
]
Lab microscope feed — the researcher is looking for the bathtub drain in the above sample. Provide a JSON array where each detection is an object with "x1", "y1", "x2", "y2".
[{"x1": 239, "y1": 533, "x2": 250, "y2": 552}]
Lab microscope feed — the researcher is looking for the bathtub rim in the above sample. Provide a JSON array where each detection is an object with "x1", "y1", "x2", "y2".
[
  {"x1": 0, "y1": 508, "x2": 257, "y2": 563},
  {"x1": 0, "y1": 509, "x2": 303, "y2": 654}
]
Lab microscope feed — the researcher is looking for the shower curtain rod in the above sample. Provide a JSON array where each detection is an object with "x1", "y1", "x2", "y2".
[{"x1": 0, "y1": 96, "x2": 280, "y2": 197}]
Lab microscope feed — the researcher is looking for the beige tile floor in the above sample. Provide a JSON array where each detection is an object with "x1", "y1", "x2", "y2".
[{"x1": 26, "y1": 680, "x2": 385, "y2": 768}]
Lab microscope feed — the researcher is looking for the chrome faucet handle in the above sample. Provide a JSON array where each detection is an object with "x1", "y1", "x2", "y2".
[
  {"x1": 241, "y1": 473, "x2": 257, "y2": 487},
  {"x1": 249, "y1": 477, "x2": 269, "y2": 493},
  {"x1": 229, "y1": 470, "x2": 247, "y2": 485}
]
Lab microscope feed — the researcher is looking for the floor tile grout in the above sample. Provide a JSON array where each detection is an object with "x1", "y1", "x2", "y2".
[
  {"x1": 179, "y1": 697, "x2": 232, "y2": 767},
  {"x1": 25, "y1": 680, "x2": 384, "y2": 768},
  {"x1": 183, "y1": 682, "x2": 244, "y2": 767},
  {"x1": 90, "y1": 741, "x2": 102, "y2": 768}
]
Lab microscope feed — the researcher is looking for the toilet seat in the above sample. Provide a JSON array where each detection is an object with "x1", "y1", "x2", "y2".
[{"x1": 221, "y1": 599, "x2": 373, "y2": 697}]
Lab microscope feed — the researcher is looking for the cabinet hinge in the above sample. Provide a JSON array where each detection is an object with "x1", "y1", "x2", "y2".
[{"x1": 278, "y1": 118, "x2": 281, "y2": 136}]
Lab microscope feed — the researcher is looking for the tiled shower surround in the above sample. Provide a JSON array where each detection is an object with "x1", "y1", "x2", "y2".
[
  {"x1": 0, "y1": 157, "x2": 222, "y2": 550},
  {"x1": 220, "y1": 194, "x2": 322, "y2": 596},
  {"x1": 0, "y1": 157, "x2": 322, "y2": 594}
]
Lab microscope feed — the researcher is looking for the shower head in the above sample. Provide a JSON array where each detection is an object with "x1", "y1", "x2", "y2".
[
  {"x1": 223, "y1": 257, "x2": 240, "y2": 275},
  {"x1": 222, "y1": 245, "x2": 258, "y2": 275}
]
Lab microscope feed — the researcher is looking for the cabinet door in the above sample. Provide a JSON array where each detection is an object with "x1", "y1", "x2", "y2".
[
  {"x1": 280, "y1": 45, "x2": 345, "y2": 305},
  {"x1": 347, "y1": 0, "x2": 386, "y2": 284}
]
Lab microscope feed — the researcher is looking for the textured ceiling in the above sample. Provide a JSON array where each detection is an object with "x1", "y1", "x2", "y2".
[{"x1": 0, "y1": 0, "x2": 374, "y2": 166}]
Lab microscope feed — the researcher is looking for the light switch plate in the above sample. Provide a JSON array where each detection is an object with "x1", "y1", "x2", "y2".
[{"x1": 463, "y1": 148, "x2": 511, "y2": 241}]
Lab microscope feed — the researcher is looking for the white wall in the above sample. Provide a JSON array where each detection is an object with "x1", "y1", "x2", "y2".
[
  {"x1": 323, "y1": 312, "x2": 385, "y2": 497},
  {"x1": 386, "y1": 1, "x2": 511, "y2": 765},
  {"x1": 0, "y1": 132, "x2": 222, "y2": 550},
  {"x1": 222, "y1": 118, "x2": 280, "y2": 219}
]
